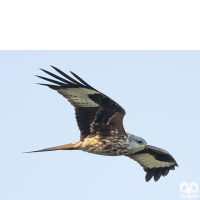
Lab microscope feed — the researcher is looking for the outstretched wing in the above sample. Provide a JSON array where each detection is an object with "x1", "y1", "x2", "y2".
[
  {"x1": 37, "y1": 66, "x2": 126, "y2": 141},
  {"x1": 126, "y1": 145, "x2": 178, "y2": 182}
]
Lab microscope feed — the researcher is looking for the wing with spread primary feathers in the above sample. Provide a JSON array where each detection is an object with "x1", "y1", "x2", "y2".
[
  {"x1": 37, "y1": 66, "x2": 126, "y2": 141},
  {"x1": 126, "y1": 145, "x2": 178, "y2": 182}
]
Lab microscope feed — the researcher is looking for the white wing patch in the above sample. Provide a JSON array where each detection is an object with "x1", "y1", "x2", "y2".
[
  {"x1": 57, "y1": 88, "x2": 100, "y2": 107},
  {"x1": 133, "y1": 153, "x2": 175, "y2": 168}
]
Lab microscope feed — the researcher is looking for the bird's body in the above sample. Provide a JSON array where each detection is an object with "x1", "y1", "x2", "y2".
[
  {"x1": 28, "y1": 66, "x2": 178, "y2": 182},
  {"x1": 75, "y1": 133, "x2": 144, "y2": 156}
]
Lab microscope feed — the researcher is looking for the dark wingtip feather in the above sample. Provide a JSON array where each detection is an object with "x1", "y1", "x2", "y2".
[
  {"x1": 39, "y1": 68, "x2": 74, "y2": 85},
  {"x1": 145, "y1": 168, "x2": 156, "y2": 182},
  {"x1": 50, "y1": 65, "x2": 61, "y2": 73},
  {"x1": 145, "y1": 174, "x2": 153, "y2": 182},
  {"x1": 154, "y1": 169, "x2": 162, "y2": 182},
  {"x1": 36, "y1": 75, "x2": 66, "y2": 86},
  {"x1": 171, "y1": 166, "x2": 175, "y2": 170},
  {"x1": 161, "y1": 168, "x2": 170, "y2": 177},
  {"x1": 50, "y1": 67, "x2": 83, "y2": 86},
  {"x1": 36, "y1": 83, "x2": 60, "y2": 90},
  {"x1": 39, "y1": 68, "x2": 49, "y2": 74},
  {"x1": 70, "y1": 71, "x2": 97, "y2": 91}
]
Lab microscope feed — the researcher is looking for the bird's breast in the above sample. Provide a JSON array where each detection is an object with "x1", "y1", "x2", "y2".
[{"x1": 80, "y1": 135, "x2": 132, "y2": 156}]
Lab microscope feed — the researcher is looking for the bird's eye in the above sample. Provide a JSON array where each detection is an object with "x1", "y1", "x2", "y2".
[{"x1": 138, "y1": 141, "x2": 142, "y2": 144}]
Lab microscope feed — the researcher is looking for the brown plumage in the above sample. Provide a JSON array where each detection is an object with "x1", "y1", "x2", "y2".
[{"x1": 26, "y1": 66, "x2": 178, "y2": 182}]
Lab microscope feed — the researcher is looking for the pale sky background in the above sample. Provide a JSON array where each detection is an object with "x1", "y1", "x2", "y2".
[{"x1": 1, "y1": 51, "x2": 200, "y2": 200}]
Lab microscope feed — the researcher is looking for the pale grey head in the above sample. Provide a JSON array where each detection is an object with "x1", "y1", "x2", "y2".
[{"x1": 127, "y1": 133, "x2": 147, "y2": 153}]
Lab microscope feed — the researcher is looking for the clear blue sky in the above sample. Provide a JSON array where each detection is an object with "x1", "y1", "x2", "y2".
[{"x1": 1, "y1": 51, "x2": 200, "y2": 200}]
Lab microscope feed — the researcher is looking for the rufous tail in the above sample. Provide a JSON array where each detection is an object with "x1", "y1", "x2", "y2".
[{"x1": 24, "y1": 142, "x2": 81, "y2": 153}]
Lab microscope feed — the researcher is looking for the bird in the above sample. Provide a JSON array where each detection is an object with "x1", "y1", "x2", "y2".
[{"x1": 27, "y1": 66, "x2": 178, "y2": 182}]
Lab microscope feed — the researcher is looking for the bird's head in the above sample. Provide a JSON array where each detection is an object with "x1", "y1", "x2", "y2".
[{"x1": 127, "y1": 133, "x2": 147, "y2": 153}]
